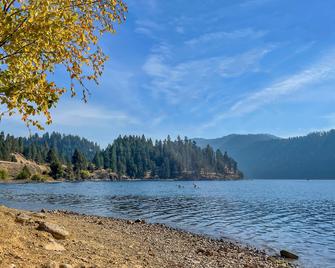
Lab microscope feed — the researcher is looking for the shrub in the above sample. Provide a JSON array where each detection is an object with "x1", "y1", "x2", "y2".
[
  {"x1": 0, "y1": 169, "x2": 8, "y2": 180},
  {"x1": 79, "y1": 170, "x2": 91, "y2": 180},
  {"x1": 64, "y1": 167, "x2": 75, "y2": 180},
  {"x1": 16, "y1": 165, "x2": 31, "y2": 180},
  {"x1": 31, "y1": 174, "x2": 49, "y2": 182}
]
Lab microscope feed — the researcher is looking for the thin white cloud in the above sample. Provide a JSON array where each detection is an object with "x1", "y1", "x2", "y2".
[
  {"x1": 143, "y1": 47, "x2": 271, "y2": 104},
  {"x1": 203, "y1": 49, "x2": 335, "y2": 128},
  {"x1": 134, "y1": 19, "x2": 162, "y2": 38},
  {"x1": 185, "y1": 28, "x2": 267, "y2": 46},
  {"x1": 52, "y1": 101, "x2": 139, "y2": 127},
  {"x1": 219, "y1": 48, "x2": 271, "y2": 77},
  {"x1": 0, "y1": 100, "x2": 139, "y2": 136}
]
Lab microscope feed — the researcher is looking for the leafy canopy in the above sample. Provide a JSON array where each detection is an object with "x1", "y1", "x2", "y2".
[{"x1": 0, "y1": 0, "x2": 127, "y2": 129}]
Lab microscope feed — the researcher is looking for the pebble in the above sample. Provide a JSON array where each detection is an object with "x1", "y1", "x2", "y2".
[
  {"x1": 32, "y1": 212, "x2": 47, "y2": 219},
  {"x1": 59, "y1": 264, "x2": 73, "y2": 268},
  {"x1": 134, "y1": 219, "x2": 146, "y2": 224},
  {"x1": 44, "y1": 241, "x2": 66, "y2": 251},
  {"x1": 43, "y1": 261, "x2": 59, "y2": 268},
  {"x1": 15, "y1": 213, "x2": 33, "y2": 225},
  {"x1": 280, "y1": 250, "x2": 299, "y2": 259},
  {"x1": 196, "y1": 248, "x2": 213, "y2": 256}
]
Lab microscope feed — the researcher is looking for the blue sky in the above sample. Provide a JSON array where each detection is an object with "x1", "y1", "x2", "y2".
[{"x1": 3, "y1": 0, "x2": 335, "y2": 146}]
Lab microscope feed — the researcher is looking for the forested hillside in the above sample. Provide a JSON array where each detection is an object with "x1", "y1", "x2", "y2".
[
  {"x1": 0, "y1": 132, "x2": 241, "y2": 180},
  {"x1": 194, "y1": 130, "x2": 335, "y2": 179},
  {"x1": 0, "y1": 132, "x2": 100, "y2": 164},
  {"x1": 93, "y1": 135, "x2": 240, "y2": 179}
]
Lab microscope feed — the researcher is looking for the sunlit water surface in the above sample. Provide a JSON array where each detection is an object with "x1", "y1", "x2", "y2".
[{"x1": 0, "y1": 180, "x2": 334, "y2": 267}]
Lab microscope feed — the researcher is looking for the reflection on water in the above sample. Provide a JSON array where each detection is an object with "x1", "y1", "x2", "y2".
[{"x1": 0, "y1": 179, "x2": 334, "y2": 268}]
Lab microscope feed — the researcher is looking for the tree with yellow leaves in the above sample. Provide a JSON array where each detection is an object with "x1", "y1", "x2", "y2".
[{"x1": 0, "y1": 0, "x2": 127, "y2": 129}]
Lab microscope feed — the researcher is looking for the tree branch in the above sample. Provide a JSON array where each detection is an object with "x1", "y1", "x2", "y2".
[
  {"x1": 0, "y1": 39, "x2": 37, "y2": 61},
  {"x1": 3, "y1": 0, "x2": 16, "y2": 13},
  {"x1": 0, "y1": 15, "x2": 28, "y2": 48}
]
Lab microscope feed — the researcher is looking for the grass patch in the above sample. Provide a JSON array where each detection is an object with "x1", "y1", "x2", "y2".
[
  {"x1": 0, "y1": 169, "x2": 8, "y2": 180},
  {"x1": 31, "y1": 174, "x2": 50, "y2": 182}
]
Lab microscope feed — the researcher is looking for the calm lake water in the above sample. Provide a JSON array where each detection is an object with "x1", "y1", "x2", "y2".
[{"x1": 0, "y1": 179, "x2": 334, "y2": 267}]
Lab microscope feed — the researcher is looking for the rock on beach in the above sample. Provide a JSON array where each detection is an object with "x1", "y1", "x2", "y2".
[
  {"x1": 280, "y1": 250, "x2": 299, "y2": 259},
  {"x1": 37, "y1": 221, "x2": 70, "y2": 240}
]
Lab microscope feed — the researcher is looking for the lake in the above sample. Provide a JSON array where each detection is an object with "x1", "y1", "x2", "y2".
[{"x1": 0, "y1": 179, "x2": 334, "y2": 267}]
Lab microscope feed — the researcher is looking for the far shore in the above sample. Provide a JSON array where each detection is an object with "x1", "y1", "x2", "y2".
[
  {"x1": 0, "y1": 176, "x2": 243, "y2": 184},
  {"x1": 0, "y1": 205, "x2": 297, "y2": 268}
]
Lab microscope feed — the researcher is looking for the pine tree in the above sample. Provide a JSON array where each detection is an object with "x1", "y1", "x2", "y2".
[
  {"x1": 72, "y1": 149, "x2": 87, "y2": 173},
  {"x1": 50, "y1": 161, "x2": 63, "y2": 179},
  {"x1": 92, "y1": 152, "x2": 103, "y2": 169},
  {"x1": 46, "y1": 149, "x2": 58, "y2": 163}
]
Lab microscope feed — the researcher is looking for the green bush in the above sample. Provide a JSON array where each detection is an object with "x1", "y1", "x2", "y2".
[
  {"x1": 79, "y1": 170, "x2": 91, "y2": 179},
  {"x1": 16, "y1": 165, "x2": 31, "y2": 180},
  {"x1": 31, "y1": 174, "x2": 48, "y2": 182},
  {"x1": 0, "y1": 169, "x2": 8, "y2": 180},
  {"x1": 64, "y1": 166, "x2": 75, "y2": 180}
]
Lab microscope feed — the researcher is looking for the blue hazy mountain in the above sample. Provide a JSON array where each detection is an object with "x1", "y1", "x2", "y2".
[{"x1": 194, "y1": 131, "x2": 335, "y2": 179}]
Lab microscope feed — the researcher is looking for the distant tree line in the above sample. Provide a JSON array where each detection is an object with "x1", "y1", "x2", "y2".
[{"x1": 0, "y1": 132, "x2": 240, "y2": 179}]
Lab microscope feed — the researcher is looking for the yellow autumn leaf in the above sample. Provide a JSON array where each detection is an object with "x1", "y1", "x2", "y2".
[{"x1": 0, "y1": 0, "x2": 127, "y2": 129}]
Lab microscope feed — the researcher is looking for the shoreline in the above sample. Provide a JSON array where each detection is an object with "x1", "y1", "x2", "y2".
[
  {"x1": 0, "y1": 205, "x2": 298, "y2": 268},
  {"x1": 0, "y1": 177, "x2": 243, "y2": 184}
]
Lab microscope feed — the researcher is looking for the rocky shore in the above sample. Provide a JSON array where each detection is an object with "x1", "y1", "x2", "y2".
[{"x1": 0, "y1": 205, "x2": 297, "y2": 268}]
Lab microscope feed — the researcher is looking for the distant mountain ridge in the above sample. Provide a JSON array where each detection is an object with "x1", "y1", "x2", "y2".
[
  {"x1": 194, "y1": 130, "x2": 335, "y2": 179},
  {"x1": 195, "y1": 134, "x2": 279, "y2": 153}
]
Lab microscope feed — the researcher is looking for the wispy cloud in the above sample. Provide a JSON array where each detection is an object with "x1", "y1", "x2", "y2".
[
  {"x1": 134, "y1": 19, "x2": 162, "y2": 38},
  {"x1": 203, "y1": 49, "x2": 335, "y2": 128},
  {"x1": 185, "y1": 28, "x2": 267, "y2": 46},
  {"x1": 143, "y1": 47, "x2": 272, "y2": 104},
  {"x1": 52, "y1": 101, "x2": 139, "y2": 127},
  {"x1": 219, "y1": 48, "x2": 271, "y2": 77}
]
